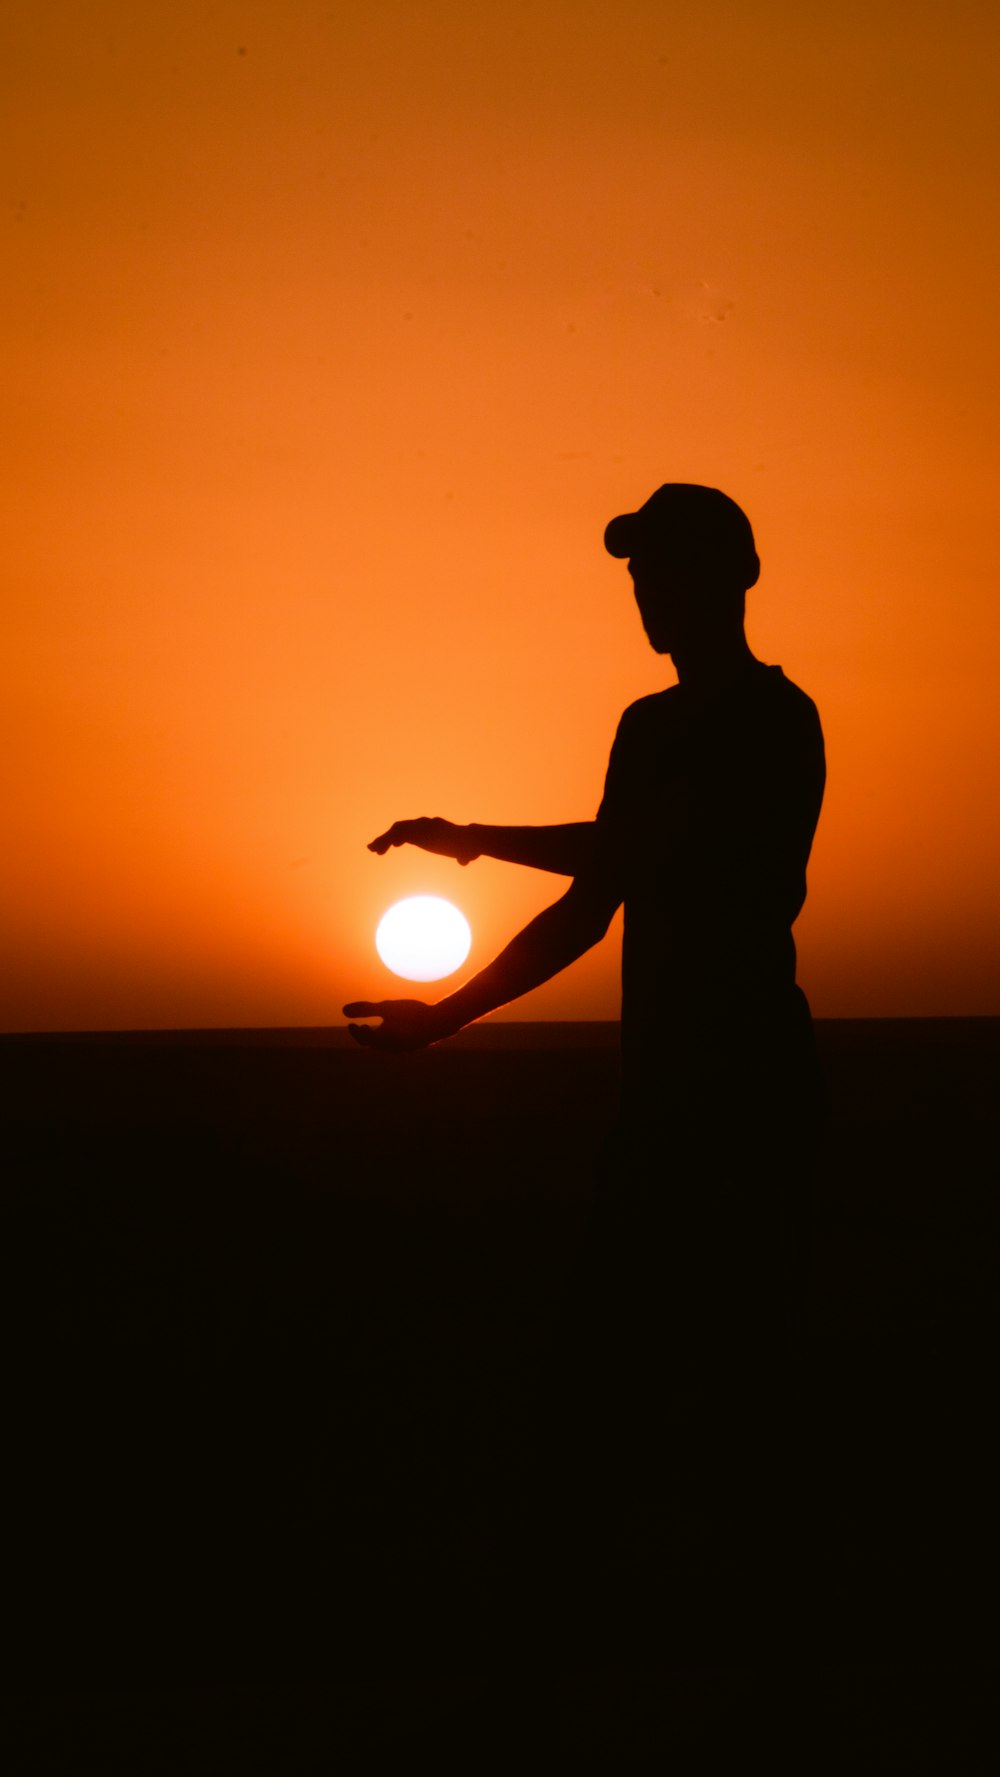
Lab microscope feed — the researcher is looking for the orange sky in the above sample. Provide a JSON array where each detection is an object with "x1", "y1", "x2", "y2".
[{"x1": 3, "y1": 0, "x2": 999, "y2": 1030}]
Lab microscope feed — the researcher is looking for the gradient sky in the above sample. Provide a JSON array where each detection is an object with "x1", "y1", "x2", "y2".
[{"x1": 4, "y1": 0, "x2": 999, "y2": 1030}]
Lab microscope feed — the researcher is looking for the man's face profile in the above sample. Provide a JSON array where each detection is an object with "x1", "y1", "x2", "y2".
[
  {"x1": 627, "y1": 550, "x2": 699, "y2": 655},
  {"x1": 627, "y1": 545, "x2": 746, "y2": 658}
]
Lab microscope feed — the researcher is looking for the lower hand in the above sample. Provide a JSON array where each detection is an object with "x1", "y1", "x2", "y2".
[
  {"x1": 367, "y1": 818, "x2": 480, "y2": 866},
  {"x1": 343, "y1": 999, "x2": 452, "y2": 1052}
]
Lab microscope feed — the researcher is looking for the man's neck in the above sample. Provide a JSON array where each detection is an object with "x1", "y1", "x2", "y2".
[{"x1": 670, "y1": 631, "x2": 757, "y2": 689}]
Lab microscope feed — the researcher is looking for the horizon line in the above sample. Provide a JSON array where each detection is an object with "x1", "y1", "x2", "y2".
[{"x1": 2, "y1": 1014, "x2": 999, "y2": 1049}]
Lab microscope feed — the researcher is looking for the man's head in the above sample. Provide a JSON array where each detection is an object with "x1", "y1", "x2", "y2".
[{"x1": 604, "y1": 483, "x2": 759, "y2": 657}]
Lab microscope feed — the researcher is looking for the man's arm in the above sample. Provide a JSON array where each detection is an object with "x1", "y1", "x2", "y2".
[
  {"x1": 368, "y1": 817, "x2": 595, "y2": 877},
  {"x1": 344, "y1": 872, "x2": 619, "y2": 1051}
]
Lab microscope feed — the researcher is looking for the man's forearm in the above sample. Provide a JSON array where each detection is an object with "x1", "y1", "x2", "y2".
[
  {"x1": 434, "y1": 886, "x2": 607, "y2": 1035},
  {"x1": 466, "y1": 822, "x2": 595, "y2": 876}
]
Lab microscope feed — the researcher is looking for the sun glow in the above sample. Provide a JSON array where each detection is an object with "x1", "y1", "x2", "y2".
[{"x1": 375, "y1": 897, "x2": 472, "y2": 983}]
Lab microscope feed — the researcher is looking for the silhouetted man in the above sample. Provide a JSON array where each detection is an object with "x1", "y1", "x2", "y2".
[
  {"x1": 346, "y1": 483, "x2": 826, "y2": 1644},
  {"x1": 346, "y1": 483, "x2": 824, "y2": 1144}
]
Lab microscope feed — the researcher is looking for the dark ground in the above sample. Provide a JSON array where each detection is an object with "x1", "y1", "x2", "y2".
[{"x1": 1, "y1": 1019, "x2": 997, "y2": 1769}]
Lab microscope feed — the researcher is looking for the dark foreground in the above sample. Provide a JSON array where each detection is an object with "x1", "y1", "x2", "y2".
[{"x1": 1, "y1": 1019, "x2": 997, "y2": 1769}]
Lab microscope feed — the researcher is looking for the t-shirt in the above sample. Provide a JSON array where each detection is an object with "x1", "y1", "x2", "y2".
[{"x1": 589, "y1": 658, "x2": 825, "y2": 1127}]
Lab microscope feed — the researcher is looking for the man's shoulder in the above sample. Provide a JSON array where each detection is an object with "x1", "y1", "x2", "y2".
[
  {"x1": 615, "y1": 686, "x2": 679, "y2": 733},
  {"x1": 759, "y1": 665, "x2": 823, "y2": 730}
]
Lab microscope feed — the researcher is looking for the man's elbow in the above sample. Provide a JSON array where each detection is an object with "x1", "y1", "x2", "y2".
[{"x1": 562, "y1": 881, "x2": 619, "y2": 951}]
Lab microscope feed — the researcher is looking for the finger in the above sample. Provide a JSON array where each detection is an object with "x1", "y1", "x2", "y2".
[
  {"x1": 342, "y1": 1001, "x2": 384, "y2": 1018},
  {"x1": 347, "y1": 1023, "x2": 378, "y2": 1047},
  {"x1": 368, "y1": 820, "x2": 419, "y2": 854}
]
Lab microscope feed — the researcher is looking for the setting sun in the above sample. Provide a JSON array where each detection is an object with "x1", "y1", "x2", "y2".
[{"x1": 375, "y1": 897, "x2": 472, "y2": 983}]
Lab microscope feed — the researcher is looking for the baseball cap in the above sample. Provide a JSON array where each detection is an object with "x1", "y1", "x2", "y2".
[{"x1": 604, "y1": 483, "x2": 760, "y2": 588}]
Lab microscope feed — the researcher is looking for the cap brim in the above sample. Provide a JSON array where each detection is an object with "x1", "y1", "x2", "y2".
[{"x1": 603, "y1": 513, "x2": 636, "y2": 558}]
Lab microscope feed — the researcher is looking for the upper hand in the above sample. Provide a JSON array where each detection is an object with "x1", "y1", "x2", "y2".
[
  {"x1": 342, "y1": 998, "x2": 452, "y2": 1053},
  {"x1": 367, "y1": 817, "x2": 480, "y2": 866}
]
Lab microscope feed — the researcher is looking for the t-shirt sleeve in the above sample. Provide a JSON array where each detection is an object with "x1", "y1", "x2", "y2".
[
  {"x1": 578, "y1": 711, "x2": 631, "y2": 914},
  {"x1": 595, "y1": 716, "x2": 628, "y2": 823}
]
